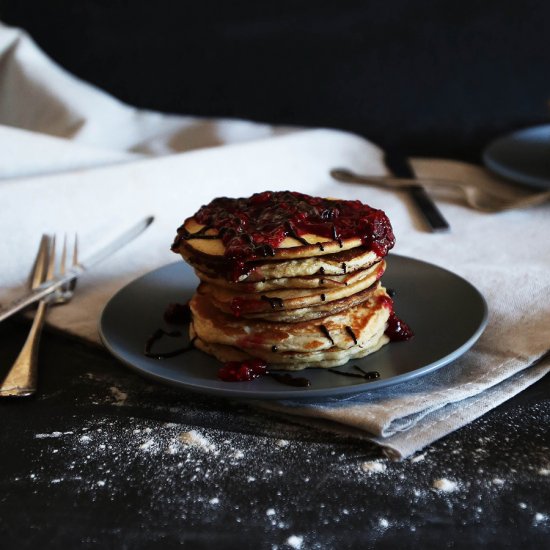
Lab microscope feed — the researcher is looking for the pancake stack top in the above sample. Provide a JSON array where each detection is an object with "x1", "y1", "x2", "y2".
[{"x1": 171, "y1": 191, "x2": 408, "y2": 372}]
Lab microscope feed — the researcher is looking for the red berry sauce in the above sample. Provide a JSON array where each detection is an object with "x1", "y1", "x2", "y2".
[
  {"x1": 218, "y1": 359, "x2": 268, "y2": 382},
  {"x1": 377, "y1": 294, "x2": 414, "y2": 341},
  {"x1": 172, "y1": 191, "x2": 395, "y2": 281}
]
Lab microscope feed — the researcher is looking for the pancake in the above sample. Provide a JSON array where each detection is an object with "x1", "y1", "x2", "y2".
[
  {"x1": 194, "y1": 261, "x2": 382, "y2": 292},
  {"x1": 190, "y1": 286, "x2": 391, "y2": 354},
  {"x1": 198, "y1": 261, "x2": 385, "y2": 317},
  {"x1": 242, "y1": 284, "x2": 383, "y2": 323},
  {"x1": 191, "y1": 332, "x2": 390, "y2": 370},
  {"x1": 180, "y1": 217, "x2": 364, "y2": 259},
  {"x1": 170, "y1": 190, "x2": 406, "y2": 374},
  {"x1": 171, "y1": 191, "x2": 394, "y2": 283},
  {"x1": 179, "y1": 243, "x2": 380, "y2": 282}
]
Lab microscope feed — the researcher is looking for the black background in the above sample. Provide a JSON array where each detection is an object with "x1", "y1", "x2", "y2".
[{"x1": 2, "y1": 0, "x2": 550, "y2": 160}]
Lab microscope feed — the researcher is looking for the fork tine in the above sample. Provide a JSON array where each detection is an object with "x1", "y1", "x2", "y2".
[
  {"x1": 46, "y1": 235, "x2": 56, "y2": 282},
  {"x1": 68, "y1": 233, "x2": 79, "y2": 291},
  {"x1": 72, "y1": 233, "x2": 79, "y2": 268},
  {"x1": 28, "y1": 235, "x2": 50, "y2": 290},
  {"x1": 60, "y1": 234, "x2": 68, "y2": 277}
]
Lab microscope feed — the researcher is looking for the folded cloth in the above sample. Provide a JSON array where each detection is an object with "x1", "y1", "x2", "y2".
[
  {"x1": 1, "y1": 22, "x2": 549, "y2": 460},
  {"x1": 0, "y1": 21, "x2": 293, "y2": 173}
]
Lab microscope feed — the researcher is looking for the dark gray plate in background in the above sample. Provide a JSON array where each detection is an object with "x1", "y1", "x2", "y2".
[
  {"x1": 99, "y1": 255, "x2": 488, "y2": 400},
  {"x1": 483, "y1": 124, "x2": 550, "y2": 189}
]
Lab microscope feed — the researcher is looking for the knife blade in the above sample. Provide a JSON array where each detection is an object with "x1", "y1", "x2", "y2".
[
  {"x1": 384, "y1": 151, "x2": 450, "y2": 232},
  {"x1": 0, "y1": 216, "x2": 154, "y2": 324}
]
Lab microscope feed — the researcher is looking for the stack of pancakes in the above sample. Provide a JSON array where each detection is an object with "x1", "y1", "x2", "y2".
[{"x1": 171, "y1": 191, "x2": 396, "y2": 370}]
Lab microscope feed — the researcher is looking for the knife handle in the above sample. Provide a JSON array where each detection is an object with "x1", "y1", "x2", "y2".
[
  {"x1": 408, "y1": 184, "x2": 450, "y2": 232},
  {"x1": 384, "y1": 150, "x2": 450, "y2": 232}
]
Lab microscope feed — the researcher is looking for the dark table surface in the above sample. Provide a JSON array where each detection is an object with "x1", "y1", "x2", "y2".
[{"x1": 1, "y1": 316, "x2": 549, "y2": 549}]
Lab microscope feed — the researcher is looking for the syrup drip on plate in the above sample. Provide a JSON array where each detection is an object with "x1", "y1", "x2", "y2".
[
  {"x1": 144, "y1": 330, "x2": 196, "y2": 359},
  {"x1": 328, "y1": 365, "x2": 380, "y2": 381},
  {"x1": 218, "y1": 359, "x2": 311, "y2": 387}
]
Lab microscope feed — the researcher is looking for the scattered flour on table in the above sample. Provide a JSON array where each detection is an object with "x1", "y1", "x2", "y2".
[
  {"x1": 179, "y1": 430, "x2": 215, "y2": 452},
  {"x1": 109, "y1": 386, "x2": 128, "y2": 406},
  {"x1": 22, "y1": 376, "x2": 550, "y2": 543},
  {"x1": 361, "y1": 461, "x2": 387, "y2": 474},
  {"x1": 432, "y1": 478, "x2": 459, "y2": 493},
  {"x1": 286, "y1": 535, "x2": 303, "y2": 549}
]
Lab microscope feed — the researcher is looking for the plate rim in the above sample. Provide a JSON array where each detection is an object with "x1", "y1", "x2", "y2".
[
  {"x1": 482, "y1": 123, "x2": 550, "y2": 189},
  {"x1": 98, "y1": 254, "x2": 488, "y2": 400}
]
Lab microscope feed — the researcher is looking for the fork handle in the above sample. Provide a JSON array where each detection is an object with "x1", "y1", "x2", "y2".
[{"x1": 0, "y1": 300, "x2": 48, "y2": 397}]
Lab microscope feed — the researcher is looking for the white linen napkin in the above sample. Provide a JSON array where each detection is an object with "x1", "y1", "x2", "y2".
[{"x1": 1, "y1": 22, "x2": 549, "y2": 459}]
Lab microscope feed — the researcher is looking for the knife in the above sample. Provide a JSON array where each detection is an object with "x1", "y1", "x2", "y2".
[
  {"x1": 384, "y1": 151, "x2": 450, "y2": 232},
  {"x1": 0, "y1": 216, "x2": 154, "y2": 324}
]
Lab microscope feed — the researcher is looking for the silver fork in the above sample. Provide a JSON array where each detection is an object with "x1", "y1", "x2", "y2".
[
  {"x1": 331, "y1": 168, "x2": 550, "y2": 213},
  {"x1": 0, "y1": 234, "x2": 78, "y2": 397}
]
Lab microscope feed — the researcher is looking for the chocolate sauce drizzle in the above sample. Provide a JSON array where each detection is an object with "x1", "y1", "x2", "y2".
[
  {"x1": 269, "y1": 372, "x2": 311, "y2": 387},
  {"x1": 182, "y1": 227, "x2": 219, "y2": 241},
  {"x1": 319, "y1": 324, "x2": 334, "y2": 345},
  {"x1": 271, "y1": 345, "x2": 278, "y2": 352},
  {"x1": 261, "y1": 295, "x2": 284, "y2": 309},
  {"x1": 145, "y1": 329, "x2": 196, "y2": 359},
  {"x1": 317, "y1": 242, "x2": 325, "y2": 251},
  {"x1": 328, "y1": 365, "x2": 380, "y2": 381},
  {"x1": 320, "y1": 294, "x2": 326, "y2": 301},
  {"x1": 341, "y1": 262, "x2": 347, "y2": 274},
  {"x1": 285, "y1": 221, "x2": 310, "y2": 246},
  {"x1": 345, "y1": 326, "x2": 358, "y2": 345}
]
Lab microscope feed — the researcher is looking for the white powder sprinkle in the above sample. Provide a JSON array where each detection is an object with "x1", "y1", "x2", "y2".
[
  {"x1": 286, "y1": 535, "x2": 303, "y2": 549},
  {"x1": 35, "y1": 431, "x2": 66, "y2": 439},
  {"x1": 519, "y1": 502, "x2": 527, "y2": 509},
  {"x1": 534, "y1": 513, "x2": 547, "y2": 523},
  {"x1": 97, "y1": 480, "x2": 106, "y2": 487},
  {"x1": 433, "y1": 478, "x2": 459, "y2": 492},
  {"x1": 538, "y1": 468, "x2": 550, "y2": 476},
  {"x1": 411, "y1": 453, "x2": 426, "y2": 463},
  {"x1": 80, "y1": 435, "x2": 92, "y2": 444},
  {"x1": 139, "y1": 439, "x2": 155, "y2": 451},
  {"x1": 276, "y1": 439, "x2": 289, "y2": 447},
  {"x1": 179, "y1": 430, "x2": 215, "y2": 451},
  {"x1": 492, "y1": 478, "x2": 505, "y2": 486},
  {"x1": 361, "y1": 461, "x2": 387, "y2": 473},
  {"x1": 266, "y1": 508, "x2": 276, "y2": 516},
  {"x1": 109, "y1": 386, "x2": 128, "y2": 405},
  {"x1": 379, "y1": 518, "x2": 389, "y2": 528},
  {"x1": 209, "y1": 497, "x2": 220, "y2": 505},
  {"x1": 232, "y1": 450, "x2": 245, "y2": 459}
]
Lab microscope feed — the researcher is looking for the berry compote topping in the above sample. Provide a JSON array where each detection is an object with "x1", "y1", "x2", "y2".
[
  {"x1": 172, "y1": 191, "x2": 395, "y2": 281},
  {"x1": 385, "y1": 312, "x2": 414, "y2": 341},
  {"x1": 377, "y1": 294, "x2": 414, "y2": 341},
  {"x1": 218, "y1": 359, "x2": 268, "y2": 382}
]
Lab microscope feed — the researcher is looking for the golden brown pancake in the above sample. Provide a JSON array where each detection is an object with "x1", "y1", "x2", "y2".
[
  {"x1": 197, "y1": 261, "x2": 385, "y2": 317},
  {"x1": 191, "y1": 332, "x2": 390, "y2": 370},
  {"x1": 180, "y1": 217, "x2": 364, "y2": 260},
  {"x1": 171, "y1": 191, "x2": 399, "y2": 372},
  {"x1": 190, "y1": 286, "x2": 391, "y2": 354},
  {"x1": 178, "y1": 242, "x2": 380, "y2": 283}
]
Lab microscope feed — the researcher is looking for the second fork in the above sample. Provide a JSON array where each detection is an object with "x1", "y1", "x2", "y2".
[{"x1": 0, "y1": 234, "x2": 78, "y2": 397}]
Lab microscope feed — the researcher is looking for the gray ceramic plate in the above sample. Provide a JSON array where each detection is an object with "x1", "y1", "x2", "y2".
[
  {"x1": 483, "y1": 125, "x2": 550, "y2": 189},
  {"x1": 99, "y1": 255, "x2": 488, "y2": 400}
]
